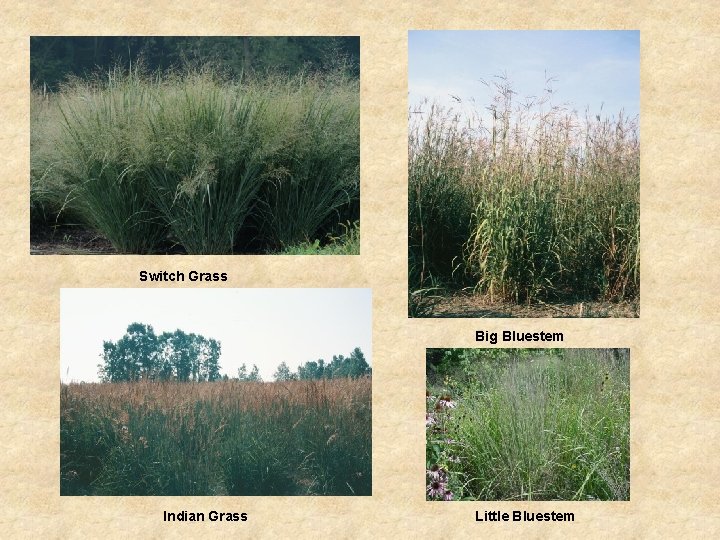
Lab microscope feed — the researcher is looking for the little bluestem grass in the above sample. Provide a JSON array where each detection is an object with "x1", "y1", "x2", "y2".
[{"x1": 426, "y1": 348, "x2": 629, "y2": 501}]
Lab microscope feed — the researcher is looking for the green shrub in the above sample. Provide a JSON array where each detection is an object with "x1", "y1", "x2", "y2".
[
  {"x1": 256, "y1": 74, "x2": 359, "y2": 250},
  {"x1": 279, "y1": 220, "x2": 360, "y2": 255},
  {"x1": 141, "y1": 71, "x2": 270, "y2": 254}
]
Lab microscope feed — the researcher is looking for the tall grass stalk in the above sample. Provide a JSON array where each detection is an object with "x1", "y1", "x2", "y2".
[
  {"x1": 31, "y1": 89, "x2": 73, "y2": 229},
  {"x1": 142, "y1": 72, "x2": 270, "y2": 254},
  {"x1": 52, "y1": 68, "x2": 168, "y2": 252},
  {"x1": 409, "y1": 76, "x2": 639, "y2": 302},
  {"x1": 61, "y1": 378, "x2": 371, "y2": 496},
  {"x1": 257, "y1": 74, "x2": 360, "y2": 250}
]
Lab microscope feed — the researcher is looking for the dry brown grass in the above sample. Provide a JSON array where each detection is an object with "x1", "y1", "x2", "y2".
[{"x1": 64, "y1": 378, "x2": 370, "y2": 411}]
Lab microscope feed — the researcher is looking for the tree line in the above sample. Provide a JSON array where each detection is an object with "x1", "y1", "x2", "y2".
[
  {"x1": 98, "y1": 323, "x2": 370, "y2": 383},
  {"x1": 31, "y1": 36, "x2": 360, "y2": 91},
  {"x1": 267, "y1": 347, "x2": 370, "y2": 382},
  {"x1": 230, "y1": 347, "x2": 371, "y2": 382},
  {"x1": 98, "y1": 323, "x2": 221, "y2": 382}
]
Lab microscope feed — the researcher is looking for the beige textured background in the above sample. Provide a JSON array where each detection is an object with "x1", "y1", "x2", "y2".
[{"x1": 3, "y1": 1, "x2": 720, "y2": 537}]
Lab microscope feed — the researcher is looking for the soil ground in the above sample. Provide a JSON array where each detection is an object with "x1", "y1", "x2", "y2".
[
  {"x1": 413, "y1": 291, "x2": 639, "y2": 318},
  {"x1": 30, "y1": 222, "x2": 354, "y2": 255},
  {"x1": 31, "y1": 225, "x2": 118, "y2": 255},
  {"x1": 31, "y1": 224, "x2": 186, "y2": 255}
]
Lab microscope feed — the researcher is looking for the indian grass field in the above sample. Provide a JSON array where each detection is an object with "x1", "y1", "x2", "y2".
[
  {"x1": 409, "y1": 77, "x2": 639, "y2": 315},
  {"x1": 61, "y1": 378, "x2": 371, "y2": 496},
  {"x1": 31, "y1": 65, "x2": 359, "y2": 254},
  {"x1": 426, "y1": 348, "x2": 629, "y2": 501}
]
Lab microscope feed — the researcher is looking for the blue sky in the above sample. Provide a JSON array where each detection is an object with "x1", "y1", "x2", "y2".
[
  {"x1": 409, "y1": 30, "x2": 639, "y2": 121},
  {"x1": 61, "y1": 288, "x2": 372, "y2": 383}
]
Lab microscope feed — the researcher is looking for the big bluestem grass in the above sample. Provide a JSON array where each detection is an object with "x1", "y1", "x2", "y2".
[
  {"x1": 31, "y1": 65, "x2": 360, "y2": 254},
  {"x1": 409, "y1": 104, "x2": 477, "y2": 288},
  {"x1": 61, "y1": 378, "x2": 371, "y2": 496},
  {"x1": 409, "y1": 77, "x2": 639, "y2": 303},
  {"x1": 426, "y1": 349, "x2": 629, "y2": 501}
]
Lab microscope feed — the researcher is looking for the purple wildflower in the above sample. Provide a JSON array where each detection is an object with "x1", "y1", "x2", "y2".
[
  {"x1": 427, "y1": 464, "x2": 448, "y2": 483},
  {"x1": 427, "y1": 480, "x2": 445, "y2": 499},
  {"x1": 436, "y1": 395, "x2": 457, "y2": 409}
]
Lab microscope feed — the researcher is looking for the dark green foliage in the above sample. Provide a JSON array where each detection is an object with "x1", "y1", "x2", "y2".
[
  {"x1": 297, "y1": 359, "x2": 327, "y2": 380},
  {"x1": 99, "y1": 323, "x2": 221, "y2": 382},
  {"x1": 31, "y1": 36, "x2": 359, "y2": 91},
  {"x1": 293, "y1": 347, "x2": 371, "y2": 381}
]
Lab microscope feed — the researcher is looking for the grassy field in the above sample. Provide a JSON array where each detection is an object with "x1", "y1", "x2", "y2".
[
  {"x1": 426, "y1": 348, "x2": 629, "y2": 501},
  {"x1": 409, "y1": 77, "x2": 639, "y2": 315},
  {"x1": 31, "y1": 65, "x2": 359, "y2": 254},
  {"x1": 61, "y1": 378, "x2": 371, "y2": 496}
]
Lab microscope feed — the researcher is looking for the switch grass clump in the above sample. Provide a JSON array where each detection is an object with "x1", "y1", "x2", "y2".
[{"x1": 31, "y1": 64, "x2": 359, "y2": 254}]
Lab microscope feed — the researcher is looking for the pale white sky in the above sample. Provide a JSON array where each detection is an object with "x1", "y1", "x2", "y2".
[
  {"x1": 61, "y1": 288, "x2": 372, "y2": 383},
  {"x1": 409, "y1": 30, "x2": 640, "y2": 123}
]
